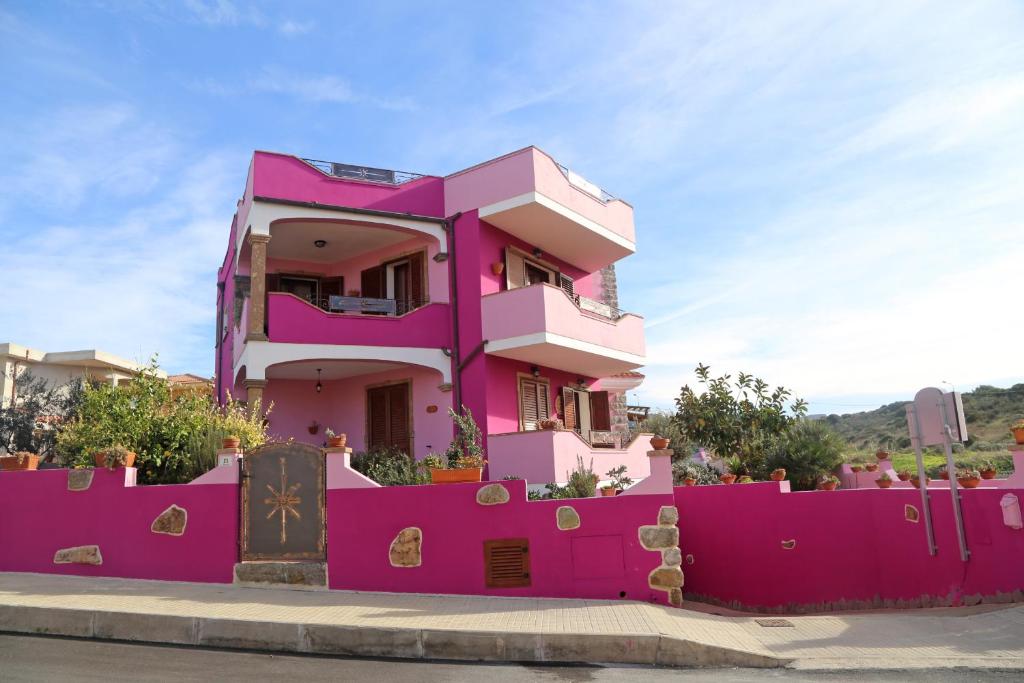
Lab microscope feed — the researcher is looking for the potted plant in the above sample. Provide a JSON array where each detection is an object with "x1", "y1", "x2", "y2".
[
  {"x1": 0, "y1": 451, "x2": 40, "y2": 471},
  {"x1": 325, "y1": 428, "x2": 347, "y2": 449},
  {"x1": 770, "y1": 468, "x2": 786, "y2": 482},
  {"x1": 875, "y1": 449, "x2": 890, "y2": 461},
  {"x1": 600, "y1": 483, "x2": 617, "y2": 496},
  {"x1": 307, "y1": 420, "x2": 320, "y2": 435},
  {"x1": 957, "y1": 469, "x2": 981, "y2": 489},
  {"x1": 818, "y1": 475, "x2": 840, "y2": 491},
  {"x1": 719, "y1": 472, "x2": 737, "y2": 485},
  {"x1": 491, "y1": 262, "x2": 505, "y2": 276},
  {"x1": 94, "y1": 445, "x2": 136, "y2": 470},
  {"x1": 897, "y1": 470, "x2": 911, "y2": 482},
  {"x1": 683, "y1": 477, "x2": 697, "y2": 487},
  {"x1": 738, "y1": 475, "x2": 754, "y2": 483},
  {"x1": 876, "y1": 472, "x2": 893, "y2": 488},
  {"x1": 604, "y1": 465, "x2": 632, "y2": 495},
  {"x1": 537, "y1": 419, "x2": 560, "y2": 430},
  {"x1": 850, "y1": 464, "x2": 863, "y2": 473},
  {"x1": 910, "y1": 473, "x2": 930, "y2": 489},
  {"x1": 979, "y1": 462, "x2": 997, "y2": 480},
  {"x1": 865, "y1": 462, "x2": 878, "y2": 472},
  {"x1": 939, "y1": 466, "x2": 949, "y2": 480},
  {"x1": 428, "y1": 406, "x2": 486, "y2": 484},
  {"x1": 1011, "y1": 418, "x2": 1024, "y2": 445},
  {"x1": 650, "y1": 435, "x2": 670, "y2": 450},
  {"x1": 222, "y1": 435, "x2": 241, "y2": 450}
]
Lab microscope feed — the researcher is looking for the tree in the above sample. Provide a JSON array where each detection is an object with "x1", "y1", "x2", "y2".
[
  {"x1": 672, "y1": 363, "x2": 807, "y2": 474},
  {"x1": 0, "y1": 370, "x2": 85, "y2": 461}
]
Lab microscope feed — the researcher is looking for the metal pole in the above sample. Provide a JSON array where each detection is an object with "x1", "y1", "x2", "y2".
[
  {"x1": 939, "y1": 395, "x2": 970, "y2": 561},
  {"x1": 906, "y1": 404, "x2": 937, "y2": 556}
]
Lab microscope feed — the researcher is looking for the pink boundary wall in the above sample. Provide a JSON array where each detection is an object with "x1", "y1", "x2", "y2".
[
  {"x1": 327, "y1": 479, "x2": 674, "y2": 604},
  {"x1": 675, "y1": 482, "x2": 1024, "y2": 612},
  {"x1": 0, "y1": 469, "x2": 238, "y2": 583}
]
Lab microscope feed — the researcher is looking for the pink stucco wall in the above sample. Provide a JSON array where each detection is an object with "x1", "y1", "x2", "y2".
[
  {"x1": 252, "y1": 152, "x2": 445, "y2": 217},
  {"x1": 262, "y1": 365, "x2": 452, "y2": 459},
  {"x1": 267, "y1": 295, "x2": 450, "y2": 349},
  {"x1": 675, "y1": 482, "x2": 1024, "y2": 611},
  {"x1": 327, "y1": 479, "x2": 674, "y2": 603},
  {"x1": 487, "y1": 430, "x2": 653, "y2": 485},
  {"x1": 484, "y1": 355, "x2": 593, "y2": 436},
  {"x1": 0, "y1": 469, "x2": 237, "y2": 583}
]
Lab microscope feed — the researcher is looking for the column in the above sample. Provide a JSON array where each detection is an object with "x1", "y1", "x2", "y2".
[
  {"x1": 246, "y1": 232, "x2": 271, "y2": 342},
  {"x1": 243, "y1": 379, "x2": 267, "y2": 411}
]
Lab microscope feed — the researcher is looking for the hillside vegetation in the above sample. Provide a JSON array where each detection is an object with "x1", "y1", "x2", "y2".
[{"x1": 826, "y1": 384, "x2": 1024, "y2": 452}]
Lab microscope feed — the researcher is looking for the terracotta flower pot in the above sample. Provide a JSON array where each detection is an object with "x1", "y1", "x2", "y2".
[
  {"x1": 650, "y1": 436, "x2": 670, "y2": 450},
  {"x1": 601, "y1": 487, "x2": 618, "y2": 497},
  {"x1": 770, "y1": 468, "x2": 786, "y2": 482},
  {"x1": 0, "y1": 454, "x2": 39, "y2": 471},
  {"x1": 683, "y1": 477, "x2": 697, "y2": 487},
  {"x1": 819, "y1": 481, "x2": 839, "y2": 491},
  {"x1": 939, "y1": 471, "x2": 949, "y2": 480},
  {"x1": 875, "y1": 450, "x2": 890, "y2": 460},
  {"x1": 910, "y1": 476, "x2": 930, "y2": 489},
  {"x1": 430, "y1": 467, "x2": 483, "y2": 484},
  {"x1": 491, "y1": 262, "x2": 505, "y2": 276},
  {"x1": 222, "y1": 436, "x2": 241, "y2": 450},
  {"x1": 850, "y1": 466, "x2": 863, "y2": 473},
  {"x1": 897, "y1": 472, "x2": 911, "y2": 481},
  {"x1": 327, "y1": 434, "x2": 347, "y2": 448},
  {"x1": 94, "y1": 450, "x2": 136, "y2": 469},
  {"x1": 876, "y1": 478, "x2": 893, "y2": 489},
  {"x1": 957, "y1": 477, "x2": 981, "y2": 489},
  {"x1": 980, "y1": 469, "x2": 997, "y2": 480},
  {"x1": 719, "y1": 473, "x2": 736, "y2": 485},
  {"x1": 865, "y1": 463, "x2": 878, "y2": 472},
  {"x1": 1013, "y1": 427, "x2": 1024, "y2": 445}
]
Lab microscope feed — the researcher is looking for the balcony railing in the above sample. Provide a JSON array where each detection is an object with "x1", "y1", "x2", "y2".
[
  {"x1": 286, "y1": 293, "x2": 429, "y2": 317},
  {"x1": 301, "y1": 158, "x2": 426, "y2": 185},
  {"x1": 554, "y1": 161, "x2": 617, "y2": 203}
]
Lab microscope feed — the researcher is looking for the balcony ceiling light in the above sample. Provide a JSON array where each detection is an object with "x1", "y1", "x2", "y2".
[
  {"x1": 314, "y1": 239, "x2": 327, "y2": 248},
  {"x1": 315, "y1": 368, "x2": 323, "y2": 393}
]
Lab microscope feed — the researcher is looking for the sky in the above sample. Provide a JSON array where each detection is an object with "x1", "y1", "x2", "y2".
[{"x1": 1, "y1": 0, "x2": 1022, "y2": 416}]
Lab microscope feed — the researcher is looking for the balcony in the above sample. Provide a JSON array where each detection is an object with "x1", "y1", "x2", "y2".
[
  {"x1": 487, "y1": 430, "x2": 653, "y2": 485},
  {"x1": 267, "y1": 293, "x2": 450, "y2": 349},
  {"x1": 444, "y1": 147, "x2": 635, "y2": 271},
  {"x1": 481, "y1": 283, "x2": 644, "y2": 378}
]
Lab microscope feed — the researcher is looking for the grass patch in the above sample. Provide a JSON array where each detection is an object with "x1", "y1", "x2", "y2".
[{"x1": 845, "y1": 450, "x2": 1014, "y2": 477}]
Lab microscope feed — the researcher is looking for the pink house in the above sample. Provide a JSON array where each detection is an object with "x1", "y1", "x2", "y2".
[{"x1": 215, "y1": 148, "x2": 647, "y2": 485}]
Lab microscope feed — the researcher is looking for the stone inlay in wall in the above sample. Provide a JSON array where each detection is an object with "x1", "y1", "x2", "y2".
[
  {"x1": 389, "y1": 527, "x2": 422, "y2": 567},
  {"x1": 151, "y1": 504, "x2": 188, "y2": 536},
  {"x1": 476, "y1": 483, "x2": 510, "y2": 506},
  {"x1": 67, "y1": 469, "x2": 94, "y2": 492},
  {"x1": 638, "y1": 525, "x2": 678, "y2": 550},
  {"x1": 53, "y1": 545, "x2": 103, "y2": 566},
  {"x1": 781, "y1": 539, "x2": 796, "y2": 550},
  {"x1": 640, "y1": 505, "x2": 683, "y2": 606},
  {"x1": 905, "y1": 505, "x2": 920, "y2": 523},
  {"x1": 556, "y1": 506, "x2": 581, "y2": 530}
]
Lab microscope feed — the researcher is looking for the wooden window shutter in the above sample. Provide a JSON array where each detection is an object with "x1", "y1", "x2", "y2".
[
  {"x1": 562, "y1": 387, "x2": 577, "y2": 431},
  {"x1": 408, "y1": 251, "x2": 425, "y2": 307},
  {"x1": 361, "y1": 266, "x2": 385, "y2": 299},
  {"x1": 558, "y1": 273, "x2": 575, "y2": 299},
  {"x1": 520, "y1": 378, "x2": 539, "y2": 430},
  {"x1": 265, "y1": 273, "x2": 281, "y2": 293},
  {"x1": 504, "y1": 247, "x2": 526, "y2": 290},
  {"x1": 589, "y1": 391, "x2": 611, "y2": 431},
  {"x1": 388, "y1": 383, "x2": 411, "y2": 455},
  {"x1": 484, "y1": 538, "x2": 531, "y2": 588},
  {"x1": 368, "y1": 387, "x2": 388, "y2": 449}
]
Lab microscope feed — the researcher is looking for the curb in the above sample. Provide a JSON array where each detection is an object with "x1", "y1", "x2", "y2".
[{"x1": 0, "y1": 603, "x2": 788, "y2": 669}]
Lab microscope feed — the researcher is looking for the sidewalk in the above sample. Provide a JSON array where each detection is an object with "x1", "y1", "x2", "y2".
[{"x1": 1, "y1": 572, "x2": 1022, "y2": 670}]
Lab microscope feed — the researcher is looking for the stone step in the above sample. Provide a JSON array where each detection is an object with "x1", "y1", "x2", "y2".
[{"x1": 233, "y1": 562, "x2": 327, "y2": 591}]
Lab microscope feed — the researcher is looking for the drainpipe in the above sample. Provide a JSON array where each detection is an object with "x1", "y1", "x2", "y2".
[{"x1": 444, "y1": 212, "x2": 463, "y2": 412}]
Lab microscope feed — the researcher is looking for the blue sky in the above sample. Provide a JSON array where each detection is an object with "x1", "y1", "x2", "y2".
[{"x1": 1, "y1": 1, "x2": 1022, "y2": 415}]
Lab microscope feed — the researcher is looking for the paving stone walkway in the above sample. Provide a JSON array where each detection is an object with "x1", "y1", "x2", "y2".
[{"x1": 0, "y1": 572, "x2": 1021, "y2": 670}]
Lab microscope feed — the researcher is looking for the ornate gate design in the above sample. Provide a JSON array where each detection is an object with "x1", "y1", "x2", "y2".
[{"x1": 241, "y1": 442, "x2": 325, "y2": 561}]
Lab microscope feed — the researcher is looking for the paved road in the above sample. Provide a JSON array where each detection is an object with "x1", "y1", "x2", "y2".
[{"x1": 1, "y1": 634, "x2": 1020, "y2": 682}]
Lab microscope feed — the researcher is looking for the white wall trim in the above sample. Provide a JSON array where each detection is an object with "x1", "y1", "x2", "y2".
[
  {"x1": 485, "y1": 331, "x2": 645, "y2": 366},
  {"x1": 235, "y1": 341, "x2": 452, "y2": 385},
  {"x1": 479, "y1": 191, "x2": 635, "y2": 252}
]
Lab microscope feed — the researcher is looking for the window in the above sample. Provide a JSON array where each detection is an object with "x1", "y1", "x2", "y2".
[
  {"x1": 518, "y1": 374, "x2": 551, "y2": 430},
  {"x1": 504, "y1": 246, "x2": 557, "y2": 290}
]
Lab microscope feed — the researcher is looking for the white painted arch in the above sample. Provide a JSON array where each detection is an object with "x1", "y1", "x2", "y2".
[{"x1": 235, "y1": 341, "x2": 452, "y2": 386}]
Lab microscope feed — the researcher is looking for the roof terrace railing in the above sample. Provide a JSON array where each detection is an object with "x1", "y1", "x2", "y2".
[
  {"x1": 301, "y1": 158, "x2": 426, "y2": 185},
  {"x1": 554, "y1": 162, "x2": 617, "y2": 203}
]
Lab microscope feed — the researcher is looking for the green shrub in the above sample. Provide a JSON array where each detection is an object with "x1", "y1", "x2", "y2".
[
  {"x1": 672, "y1": 460, "x2": 720, "y2": 485},
  {"x1": 350, "y1": 447, "x2": 428, "y2": 486},
  {"x1": 762, "y1": 420, "x2": 845, "y2": 491}
]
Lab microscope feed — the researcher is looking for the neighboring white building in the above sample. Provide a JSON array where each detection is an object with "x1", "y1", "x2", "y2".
[{"x1": 0, "y1": 342, "x2": 163, "y2": 408}]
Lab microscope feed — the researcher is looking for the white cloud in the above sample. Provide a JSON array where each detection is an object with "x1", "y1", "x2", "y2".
[
  {"x1": 249, "y1": 67, "x2": 415, "y2": 111},
  {"x1": 278, "y1": 19, "x2": 313, "y2": 37}
]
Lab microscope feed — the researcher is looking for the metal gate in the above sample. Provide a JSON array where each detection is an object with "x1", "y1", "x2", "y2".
[{"x1": 241, "y1": 442, "x2": 325, "y2": 561}]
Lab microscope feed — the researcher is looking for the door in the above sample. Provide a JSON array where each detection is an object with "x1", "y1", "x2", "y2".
[
  {"x1": 367, "y1": 382, "x2": 411, "y2": 454},
  {"x1": 241, "y1": 442, "x2": 325, "y2": 561}
]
